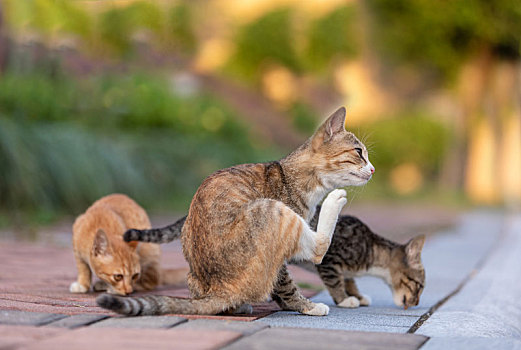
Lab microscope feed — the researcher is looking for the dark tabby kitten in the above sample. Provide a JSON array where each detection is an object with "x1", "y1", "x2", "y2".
[
  {"x1": 97, "y1": 107, "x2": 375, "y2": 316},
  {"x1": 307, "y1": 206, "x2": 425, "y2": 310}
]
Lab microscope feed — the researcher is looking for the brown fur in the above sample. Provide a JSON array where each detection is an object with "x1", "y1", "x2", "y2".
[
  {"x1": 70, "y1": 194, "x2": 187, "y2": 296},
  {"x1": 97, "y1": 107, "x2": 374, "y2": 316},
  {"x1": 308, "y1": 210, "x2": 425, "y2": 309}
]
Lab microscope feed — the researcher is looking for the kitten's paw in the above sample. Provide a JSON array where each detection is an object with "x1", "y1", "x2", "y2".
[
  {"x1": 359, "y1": 294, "x2": 372, "y2": 306},
  {"x1": 338, "y1": 296, "x2": 360, "y2": 308},
  {"x1": 69, "y1": 282, "x2": 89, "y2": 293},
  {"x1": 302, "y1": 302, "x2": 329, "y2": 316},
  {"x1": 234, "y1": 304, "x2": 253, "y2": 315},
  {"x1": 123, "y1": 229, "x2": 141, "y2": 242},
  {"x1": 93, "y1": 280, "x2": 109, "y2": 292}
]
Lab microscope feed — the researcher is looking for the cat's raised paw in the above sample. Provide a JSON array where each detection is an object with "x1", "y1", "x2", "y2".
[
  {"x1": 303, "y1": 302, "x2": 330, "y2": 316},
  {"x1": 338, "y1": 296, "x2": 360, "y2": 308},
  {"x1": 359, "y1": 294, "x2": 371, "y2": 306},
  {"x1": 69, "y1": 282, "x2": 89, "y2": 293},
  {"x1": 323, "y1": 189, "x2": 347, "y2": 210}
]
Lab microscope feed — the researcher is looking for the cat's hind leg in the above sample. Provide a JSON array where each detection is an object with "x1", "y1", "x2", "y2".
[
  {"x1": 222, "y1": 304, "x2": 253, "y2": 315},
  {"x1": 70, "y1": 256, "x2": 91, "y2": 293},
  {"x1": 271, "y1": 265, "x2": 330, "y2": 316}
]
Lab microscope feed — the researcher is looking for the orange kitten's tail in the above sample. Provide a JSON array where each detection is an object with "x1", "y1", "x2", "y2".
[
  {"x1": 96, "y1": 294, "x2": 229, "y2": 316},
  {"x1": 159, "y1": 267, "x2": 189, "y2": 287}
]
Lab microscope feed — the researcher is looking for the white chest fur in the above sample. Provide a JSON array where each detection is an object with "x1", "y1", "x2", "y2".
[{"x1": 365, "y1": 267, "x2": 392, "y2": 285}]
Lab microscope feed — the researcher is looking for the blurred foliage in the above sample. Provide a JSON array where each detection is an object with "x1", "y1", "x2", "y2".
[
  {"x1": 1, "y1": 0, "x2": 508, "y2": 222},
  {"x1": 229, "y1": 5, "x2": 360, "y2": 81},
  {"x1": 366, "y1": 0, "x2": 521, "y2": 81},
  {"x1": 167, "y1": 3, "x2": 196, "y2": 54},
  {"x1": 4, "y1": 0, "x2": 196, "y2": 57},
  {"x1": 0, "y1": 117, "x2": 146, "y2": 213},
  {"x1": 305, "y1": 5, "x2": 358, "y2": 72},
  {"x1": 0, "y1": 70, "x2": 279, "y2": 218},
  {"x1": 231, "y1": 8, "x2": 301, "y2": 81},
  {"x1": 0, "y1": 71, "x2": 251, "y2": 141},
  {"x1": 289, "y1": 102, "x2": 318, "y2": 134},
  {"x1": 361, "y1": 113, "x2": 451, "y2": 186}
]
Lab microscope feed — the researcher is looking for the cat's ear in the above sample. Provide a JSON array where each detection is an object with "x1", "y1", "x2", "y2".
[
  {"x1": 311, "y1": 107, "x2": 347, "y2": 151},
  {"x1": 405, "y1": 234, "x2": 425, "y2": 267},
  {"x1": 93, "y1": 229, "x2": 110, "y2": 257}
]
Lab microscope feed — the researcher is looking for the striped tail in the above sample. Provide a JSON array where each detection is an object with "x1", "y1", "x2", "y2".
[
  {"x1": 123, "y1": 216, "x2": 187, "y2": 244},
  {"x1": 96, "y1": 294, "x2": 229, "y2": 316}
]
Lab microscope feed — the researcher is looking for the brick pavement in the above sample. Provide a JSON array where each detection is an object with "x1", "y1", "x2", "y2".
[
  {"x1": 0, "y1": 205, "x2": 460, "y2": 349},
  {"x1": 0, "y1": 238, "x2": 427, "y2": 349}
]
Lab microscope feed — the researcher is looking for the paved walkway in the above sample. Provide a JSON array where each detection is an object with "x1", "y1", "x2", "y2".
[{"x1": 0, "y1": 209, "x2": 519, "y2": 349}]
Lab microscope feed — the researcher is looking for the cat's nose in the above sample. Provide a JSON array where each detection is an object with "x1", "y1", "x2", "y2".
[{"x1": 370, "y1": 166, "x2": 375, "y2": 174}]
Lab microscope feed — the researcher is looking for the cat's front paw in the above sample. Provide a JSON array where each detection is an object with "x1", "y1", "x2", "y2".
[
  {"x1": 338, "y1": 296, "x2": 360, "y2": 308},
  {"x1": 123, "y1": 229, "x2": 141, "y2": 242},
  {"x1": 359, "y1": 294, "x2": 371, "y2": 306},
  {"x1": 93, "y1": 280, "x2": 109, "y2": 292},
  {"x1": 70, "y1": 282, "x2": 89, "y2": 293},
  {"x1": 322, "y1": 189, "x2": 347, "y2": 214},
  {"x1": 318, "y1": 189, "x2": 347, "y2": 233},
  {"x1": 302, "y1": 302, "x2": 329, "y2": 316}
]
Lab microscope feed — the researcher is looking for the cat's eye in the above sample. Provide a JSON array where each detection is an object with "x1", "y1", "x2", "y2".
[
  {"x1": 113, "y1": 274, "x2": 123, "y2": 282},
  {"x1": 355, "y1": 148, "x2": 363, "y2": 158},
  {"x1": 132, "y1": 273, "x2": 140, "y2": 281}
]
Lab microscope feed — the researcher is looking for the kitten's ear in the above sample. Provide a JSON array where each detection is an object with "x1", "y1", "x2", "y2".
[
  {"x1": 93, "y1": 229, "x2": 110, "y2": 257},
  {"x1": 311, "y1": 107, "x2": 347, "y2": 150},
  {"x1": 405, "y1": 235, "x2": 425, "y2": 267}
]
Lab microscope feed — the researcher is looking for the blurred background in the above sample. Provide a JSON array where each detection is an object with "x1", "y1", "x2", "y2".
[{"x1": 0, "y1": 0, "x2": 520, "y2": 230}]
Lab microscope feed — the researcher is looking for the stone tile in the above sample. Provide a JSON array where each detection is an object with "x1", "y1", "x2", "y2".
[
  {"x1": 259, "y1": 295, "x2": 420, "y2": 333},
  {"x1": 17, "y1": 327, "x2": 242, "y2": 350},
  {"x1": 417, "y1": 214, "x2": 521, "y2": 340},
  {"x1": 175, "y1": 319, "x2": 269, "y2": 336},
  {"x1": 0, "y1": 325, "x2": 66, "y2": 349},
  {"x1": 421, "y1": 337, "x2": 521, "y2": 350},
  {"x1": 90, "y1": 315, "x2": 187, "y2": 328},
  {"x1": 0, "y1": 310, "x2": 67, "y2": 326},
  {"x1": 223, "y1": 327, "x2": 428, "y2": 350},
  {"x1": 45, "y1": 314, "x2": 109, "y2": 329}
]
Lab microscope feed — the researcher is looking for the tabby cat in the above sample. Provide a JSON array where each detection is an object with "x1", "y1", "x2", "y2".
[
  {"x1": 70, "y1": 194, "x2": 186, "y2": 296},
  {"x1": 97, "y1": 107, "x2": 375, "y2": 316},
  {"x1": 124, "y1": 210, "x2": 425, "y2": 310},
  {"x1": 308, "y1": 207, "x2": 425, "y2": 310}
]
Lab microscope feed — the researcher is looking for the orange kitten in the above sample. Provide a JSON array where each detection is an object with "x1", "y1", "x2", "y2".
[{"x1": 70, "y1": 194, "x2": 186, "y2": 295}]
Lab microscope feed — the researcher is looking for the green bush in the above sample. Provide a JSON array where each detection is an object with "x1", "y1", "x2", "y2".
[
  {"x1": 360, "y1": 112, "x2": 451, "y2": 181},
  {"x1": 0, "y1": 118, "x2": 146, "y2": 213},
  {"x1": 230, "y1": 8, "x2": 301, "y2": 81},
  {"x1": 289, "y1": 102, "x2": 318, "y2": 134},
  {"x1": 0, "y1": 71, "x2": 253, "y2": 143},
  {"x1": 305, "y1": 5, "x2": 358, "y2": 72},
  {"x1": 0, "y1": 71, "x2": 281, "y2": 219}
]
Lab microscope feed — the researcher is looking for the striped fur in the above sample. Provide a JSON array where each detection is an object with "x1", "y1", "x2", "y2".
[
  {"x1": 124, "y1": 216, "x2": 187, "y2": 244},
  {"x1": 98, "y1": 107, "x2": 374, "y2": 316},
  {"x1": 304, "y1": 207, "x2": 426, "y2": 309}
]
